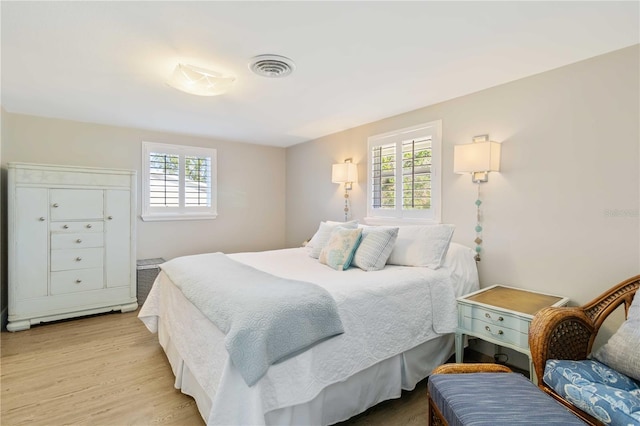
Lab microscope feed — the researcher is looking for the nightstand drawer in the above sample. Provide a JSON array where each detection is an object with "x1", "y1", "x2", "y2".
[
  {"x1": 460, "y1": 304, "x2": 530, "y2": 334},
  {"x1": 460, "y1": 316, "x2": 528, "y2": 347}
]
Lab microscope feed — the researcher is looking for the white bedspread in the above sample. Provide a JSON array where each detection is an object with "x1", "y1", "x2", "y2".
[{"x1": 140, "y1": 247, "x2": 475, "y2": 424}]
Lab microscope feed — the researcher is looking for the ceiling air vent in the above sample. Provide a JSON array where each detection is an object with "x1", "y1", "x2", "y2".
[{"x1": 249, "y1": 54, "x2": 295, "y2": 78}]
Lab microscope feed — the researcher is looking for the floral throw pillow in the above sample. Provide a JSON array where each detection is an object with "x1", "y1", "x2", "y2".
[{"x1": 319, "y1": 228, "x2": 363, "y2": 271}]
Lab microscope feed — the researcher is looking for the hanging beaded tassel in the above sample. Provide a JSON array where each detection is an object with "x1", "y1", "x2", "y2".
[
  {"x1": 474, "y1": 183, "x2": 483, "y2": 261},
  {"x1": 343, "y1": 188, "x2": 350, "y2": 221}
]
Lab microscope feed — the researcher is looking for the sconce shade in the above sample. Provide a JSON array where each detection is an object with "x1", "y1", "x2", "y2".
[
  {"x1": 332, "y1": 163, "x2": 358, "y2": 184},
  {"x1": 453, "y1": 141, "x2": 501, "y2": 174},
  {"x1": 168, "y1": 63, "x2": 236, "y2": 96}
]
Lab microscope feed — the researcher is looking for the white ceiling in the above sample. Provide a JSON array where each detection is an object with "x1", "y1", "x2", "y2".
[{"x1": 2, "y1": 1, "x2": 638, "y2": 148}]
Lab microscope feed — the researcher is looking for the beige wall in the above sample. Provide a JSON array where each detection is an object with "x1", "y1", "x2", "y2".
[
  {"x1": 287, "y1": 45, "x2": 640, "y2": 308},
  {"x1": 0, "y1": 113, "x2": 287, "y2": 317}
]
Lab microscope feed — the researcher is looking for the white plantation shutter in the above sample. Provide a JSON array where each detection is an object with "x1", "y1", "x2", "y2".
[
  {"x1": 142, "y1": 142, "x2": 217, "y2": 221},
  {"x1": 367, "y1": 121, "x2": 441, "y2": 222},
  {"x1": 149, "y1": 152, "x2": 180, "y2": 207},
  {"x1": 371, "y1": 143, "x2": 396, "y2": 209},
  {"x1": 402, "y1": 137, "x2": 432, "y2": 210},
  {"x1": 184, "y1": 155, "x2": 211, "y2": 207}
]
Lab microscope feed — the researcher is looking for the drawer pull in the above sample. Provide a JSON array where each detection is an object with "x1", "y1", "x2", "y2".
[
  {"x1": 76, "y1": 239, "x2": 82, "y2": 243},
  {"x1": 485, "y1": 326, "x2": 504, "y2": 335},
  {"x1": 63, "y1": 224, "x2": 69, "y2": 229},
  {"x1": 107, "y1": 216, "x2": 113, "y2": 220},
  {"x1": 75, "y1": 279, "x2": 82, "y2": 284},
  {"x1": 53, "y1": 203, "x2": 59, "y2": 208},
  {"x1": 39, "y1": 217, "x2": 45, "y2": 221},
  {"x1": 86, "y1": 224, "x2": 92, "y2": 229},
  {"x1": 485, "y1": 313, "x2": 504, "y2": 322},
  {"x1": 75, "y1": 257, "x2": 82, "y2": 262}
]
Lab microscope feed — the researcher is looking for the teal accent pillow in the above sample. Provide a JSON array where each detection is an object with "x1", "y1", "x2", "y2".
[
  {"x1": 352, "y1": 227, "x2": 399, "y2": 271},
  {"x1": 308, "y1": 220, "x2": 358, "y2": 259},
  {"x1": 319, "y1": 228, "x2": 363, "y2": 271},
  {"x1": 592, "y1": 293, "x2": 640, "y2": 381}
]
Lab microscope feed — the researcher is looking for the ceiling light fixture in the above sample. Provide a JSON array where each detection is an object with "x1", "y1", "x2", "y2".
[
  {"x1": 249, "y1": 54, "x2": 296, "y2": 78},
  {"x1": 168, "y1": 63, "x2": 236, "y2": 96}
]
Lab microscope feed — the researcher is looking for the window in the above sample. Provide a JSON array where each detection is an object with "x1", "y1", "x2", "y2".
[
  {"x1": 367, "y1": 121, "x2": 441, "y2": 222},
  {"x1": 142, "y1": 142, "x2": 217, "y2": 221}
]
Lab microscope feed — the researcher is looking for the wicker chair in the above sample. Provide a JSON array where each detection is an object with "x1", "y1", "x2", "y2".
[{"x1": 528, "y1": 274, "x2": 640, "y2": 425}]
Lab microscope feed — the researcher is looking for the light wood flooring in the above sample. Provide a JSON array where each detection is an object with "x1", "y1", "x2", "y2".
[{"x1": 1, "y1": 310, "x2": 429, "y2": 426}]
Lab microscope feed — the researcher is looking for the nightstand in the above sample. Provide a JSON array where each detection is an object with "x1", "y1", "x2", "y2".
[{"x1": 455, "y1": 285, "x2": 569, "y2": 383}]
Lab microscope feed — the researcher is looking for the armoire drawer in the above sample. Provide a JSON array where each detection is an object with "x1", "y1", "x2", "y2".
[
  {"x1": 51, "y1": 233, "x2": 104, "y2": 250},
  {"x1": 50, "y1": 221, "x2": 103, "y2": 233},
  {"x1": 51, "y1": 248, "x2": 104, "y2": 271},
  {"x1": 50, "y1": 189, "x2": 104, "y2": 220},
  {"x1": 51, "y1": 268, "x2": 104, "y2": 294}
]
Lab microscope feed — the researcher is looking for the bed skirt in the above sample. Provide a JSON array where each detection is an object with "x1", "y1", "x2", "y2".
[{"x1": 155, "y1": 309, "x2": 454, "y2": 425}]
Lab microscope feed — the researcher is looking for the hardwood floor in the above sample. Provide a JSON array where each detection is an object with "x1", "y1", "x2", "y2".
[
  {"x1": 1, "y1": 310, "x2": 432, "y2": 425},
  {"x1": 1, "y1": 311, "x2": 202, "y2": 426}
]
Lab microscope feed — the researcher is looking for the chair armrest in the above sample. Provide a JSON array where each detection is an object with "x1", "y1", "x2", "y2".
[
  {"x1": 432, "y1": 363, "x2": 512, "y2": 375},
  {"x1": 581, "y1": 276, "x2": 640, "y2": 330},
  {"x1": 529, "y1": 307, "x2": 595, "y2": 384}
]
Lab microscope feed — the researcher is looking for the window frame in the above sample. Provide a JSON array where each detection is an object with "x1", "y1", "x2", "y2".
[
  {"x1": 366, "y1": 120, "x2": 442, "y2": 224},
  {"x1": 141, "y1": 141, "x2": 217, "y2": 222}
]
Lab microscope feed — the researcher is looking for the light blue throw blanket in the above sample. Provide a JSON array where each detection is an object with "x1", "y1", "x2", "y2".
[{"x1": 160, "y1": 253, "x2": 344, "y2": 386}]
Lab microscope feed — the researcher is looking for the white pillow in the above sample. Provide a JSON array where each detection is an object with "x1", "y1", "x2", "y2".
[
  {"x1": 387, "y1": 224, "x2": 455, "y2": 269},
  {"x1": 308, "y1": 220, "x2": 358, "y2": 258},
  {"x1": 592, "y1": 291, "x2": 640, "y2": 381},
  {"x1": 352, "y1": 227, "x2": 399, "y2": 271},
  {"x1": 307, "y1": 220, "x2": 357, "y2": 248}
]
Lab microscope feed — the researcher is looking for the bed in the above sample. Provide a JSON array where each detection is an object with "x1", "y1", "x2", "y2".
[{"x1": 138, "y1": 224, "x2": 479, "y2": 425}]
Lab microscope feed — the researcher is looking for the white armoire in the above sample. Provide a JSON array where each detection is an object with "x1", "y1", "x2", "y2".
[{"x1": 7, "y1": 162, "x2": 137, "y2": 331}]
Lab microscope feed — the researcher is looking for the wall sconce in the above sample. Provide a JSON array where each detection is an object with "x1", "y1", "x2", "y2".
[
  {"x1": 168, "y1": 63, "x2": 236, "y2": 96},
  {"x1": 453, "y1": 135, "x2": 502, "y2": 261},
  {"x1": 453, "y1": 135, "x2": 501, "y2": 183},
  {"x1": 332, "y1": 159, "x2": 358, "y2": 221}
]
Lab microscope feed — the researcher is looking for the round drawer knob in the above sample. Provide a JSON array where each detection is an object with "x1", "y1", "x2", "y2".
[
  {"x1": 76, "y1": 239, "x2": 82, "y2": 243},
  {"x1": 86, "y1": 224, "x2": 92, "y2": 228},
  {"x1": 63, "y1": 224, "x2": 69, "y2": 229},
  {"x1": 39, "y1": 217, "x2": 45, "y2": 221},
  {"x1": 75, "y1": 279, "x2": 82, "y2": 284},
  {"x1": 107, "y1": 216, "x2": 113, "y2": 220},
  {"x1": 53, "y1": 203, "x2": 59, "y2": 208},
  {"x1": 75, "y1": 257, "x2": 82, "y2": 261}
]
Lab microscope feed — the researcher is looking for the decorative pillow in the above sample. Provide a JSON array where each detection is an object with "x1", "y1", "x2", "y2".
[
  {"x1": 319, "y1": 228, "x2": 363, "y2": 271},
  {"x1": 352, "y1": 227, "x2": 399, "y2": 271},
  {"x1": 308, "y1": 220, "x2": 358, "y2": 258},
  {"x1": 592, "y1": 292, "x2": 640, "y2": 381},
  {"x1": 387, "y1": 224, "x2": 455, "y2": 269}
]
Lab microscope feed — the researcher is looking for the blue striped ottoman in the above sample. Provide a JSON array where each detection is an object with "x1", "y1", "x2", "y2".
[{"x1": 427, "y1": 371, "x2": 586, "y2": 425}]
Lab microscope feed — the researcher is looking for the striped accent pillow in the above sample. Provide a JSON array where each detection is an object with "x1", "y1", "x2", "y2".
[{"x1": 352, "y1": 227, "x2": 399, "y2": 271}]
